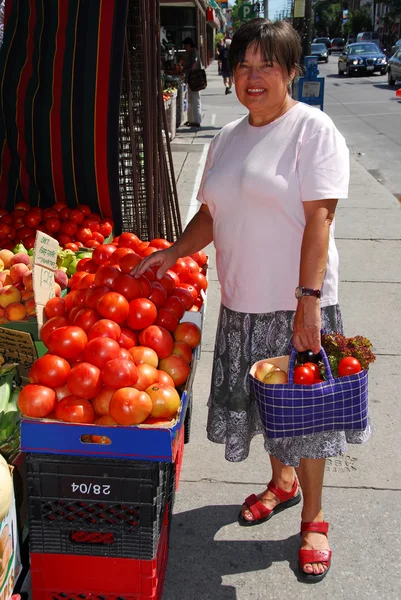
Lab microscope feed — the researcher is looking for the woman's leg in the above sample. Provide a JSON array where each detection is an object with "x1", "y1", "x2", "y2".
[
  {"x1": 241, "y1": 456, "x2": 296, "y2": 520},
  {"x1": 296, "y1": 458, "x2": 330, "y2": 575}
]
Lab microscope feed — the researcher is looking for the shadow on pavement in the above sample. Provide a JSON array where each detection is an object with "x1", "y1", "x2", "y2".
[{"x1": 163, "y1": 504, "x2": 300, "y2": 600}]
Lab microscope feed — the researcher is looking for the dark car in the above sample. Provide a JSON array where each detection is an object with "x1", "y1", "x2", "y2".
[
  {"x1": 387, "y1": 48, "x2": 401, "y2": 85},
  {"x1": 311, "y1": 43, "x2": 329, "y2": 63},
  {"x1": 338, "y1": 42, "x2": 388, "y2": 76},
  {"x1": 389, "y1": 39, "x2": 401, "y2": 57},
  {"x1": 331, "y1": 37, "x2": 345, "y2": 52},
  {"x1": 313, "y1": 37, "x2": 332, "y2": 54}
]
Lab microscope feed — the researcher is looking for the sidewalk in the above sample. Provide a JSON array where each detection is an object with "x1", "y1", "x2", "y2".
[{"x1": 164, "y1": 64, "x2": 401, "y2": 599}]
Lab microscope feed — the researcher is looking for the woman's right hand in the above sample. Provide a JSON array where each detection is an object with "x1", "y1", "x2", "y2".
[{"x1": 132, "y1": 246, "x2": 179, "y2": 280}]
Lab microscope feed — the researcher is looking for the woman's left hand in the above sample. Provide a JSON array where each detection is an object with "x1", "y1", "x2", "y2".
[{"x1": 293, "y1": 297, "x2": 321, "y2": 354}]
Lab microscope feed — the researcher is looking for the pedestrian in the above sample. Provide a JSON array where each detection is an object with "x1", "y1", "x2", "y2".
[
  {"x1": 135, "y1": 18, "x2": 372, "y2": 583},
  {"x1": 216, "y1": 38, "x2": 224, "y2": 75},
  {"x1": 182, "y1": 37, "x2": 202, "y2": 128},
  {"x1": 219, "y1": 38, "x2": 233, "y2": 95}
]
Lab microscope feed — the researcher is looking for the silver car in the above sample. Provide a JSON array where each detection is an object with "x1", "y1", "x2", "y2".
[{"x1": 388, "y1": 48, "x2": 401, "y2": 85}]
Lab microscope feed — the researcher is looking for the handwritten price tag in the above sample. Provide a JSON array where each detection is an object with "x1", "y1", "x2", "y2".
[{"x1": 33, "y1": 231, "x2": 59, "y2": 334}]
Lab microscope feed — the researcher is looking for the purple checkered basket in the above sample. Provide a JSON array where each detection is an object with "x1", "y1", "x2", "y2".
[{"x1": 249, "y1": 347, "x2": 369, "y2": 439}]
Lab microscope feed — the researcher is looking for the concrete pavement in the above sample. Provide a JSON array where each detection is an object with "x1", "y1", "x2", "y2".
[{"x1": 164, "y1": 65, "x2": 401, "y2": 599}]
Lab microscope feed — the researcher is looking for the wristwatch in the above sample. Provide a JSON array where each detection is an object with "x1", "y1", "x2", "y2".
[{"x1": 295, "y1": 286, "x2": 321, "y2": 300}]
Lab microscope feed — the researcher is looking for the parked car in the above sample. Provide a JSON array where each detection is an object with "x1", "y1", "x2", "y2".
[
  {"x1": 313, "y1": 37, "x2": 332, "y2": 54},
  {"x1": 356, "y1": 31, "x2": 380, "y2": 44},
  {"x1": 347, "y1": 34, "x2": 356, "y2": 45},
  {"x1": 389, "y1": 39, "x2": 401, "y2": 57},
  {"x1": 338, "y1": 43, "x2": 388, "y2": 76},
  {"x1": 331, "y1": 37, "x2": 345, "y2": 52},
  {"x1": 311, "y1": 43, "x2": 329, "y2": 63},
  {"x1": 387, "y1": 48, "x2": 401, "y2": 85}
]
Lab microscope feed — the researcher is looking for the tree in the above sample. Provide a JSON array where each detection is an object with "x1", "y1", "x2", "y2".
[
  {"x1": 347, "y1": 5, "x2": 372, "y2": 35},
  {"x1": 314, "y1": 2, "x2": 343, "y2": 38},
  {"x1": 231, "y1": 0, "x2": 256, "y2": 30}
]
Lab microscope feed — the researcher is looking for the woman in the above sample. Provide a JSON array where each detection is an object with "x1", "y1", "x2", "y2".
[
  {"x1": 135, "y1": 19, "x2": 372, "y2": 583},
  {"x1": 182, "y1": 37, "x2": 202, "y2": 127}
]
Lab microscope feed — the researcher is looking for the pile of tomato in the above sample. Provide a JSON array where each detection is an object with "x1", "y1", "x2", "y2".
[
  {"x1": 293, "y1": 356, "x2": 362, "y2": 385},
  {"x1": 0, "y1": 201, "x2": 113, "y2": 250},
  {"x1": 17, "y1": 232, "x2": 206, "y2": 429}
]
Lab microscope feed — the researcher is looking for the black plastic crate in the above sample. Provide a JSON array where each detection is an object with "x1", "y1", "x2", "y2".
[
  {"x1": 184, "y1": 392, "x2": 193, "y2": 444},
  {"x1": 26, "y1": 453, "x2": 173, "y2": 560}
]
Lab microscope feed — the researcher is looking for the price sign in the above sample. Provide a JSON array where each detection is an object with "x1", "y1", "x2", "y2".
[{"x1": 33, "y1": 231, "x2": 59, "y2": 333}]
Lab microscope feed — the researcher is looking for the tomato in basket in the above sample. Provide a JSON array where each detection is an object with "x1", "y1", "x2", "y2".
[{"x1": 293, "y1": 365, "x2": 315, "y2": 385}]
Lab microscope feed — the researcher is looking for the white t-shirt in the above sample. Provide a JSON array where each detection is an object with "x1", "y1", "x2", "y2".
[{"x1": 197, "y1": 102, "x2": 350, "y2": 314}]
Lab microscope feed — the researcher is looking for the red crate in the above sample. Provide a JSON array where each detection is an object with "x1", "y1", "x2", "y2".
[{"x1": 30, "y1": 509, "x2": 169, "y2": 600}]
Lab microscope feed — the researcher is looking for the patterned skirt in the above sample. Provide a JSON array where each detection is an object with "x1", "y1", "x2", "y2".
[{"x1": 206, "y1": 304, "x2": 373, "y2": 466}]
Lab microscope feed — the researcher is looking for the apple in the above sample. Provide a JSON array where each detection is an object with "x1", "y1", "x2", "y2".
[
  {"x1": 255, "y1": 360, "x2": 279, "y2": 382},
  {"x1": 0, "y1": 249, "x2": 14, "y2": 269},
  {"x1": 10, "y1": 252, "x2": 31, "y2": 267},
  {"x1": 263, "y1": 369, "x2": 288, "y2": 385}
]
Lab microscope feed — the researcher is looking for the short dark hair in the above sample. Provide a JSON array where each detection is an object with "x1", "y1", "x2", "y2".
[
  {"x1": 229, "y1": 19, "x2": 301, "y2": 77},
  {"x1": 183, "y1": 37, "x2": 195, "y2": 48}
]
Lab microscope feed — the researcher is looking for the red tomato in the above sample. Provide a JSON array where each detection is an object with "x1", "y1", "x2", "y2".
[
  {"x1": 165, "y1": 269, "x2": 180, "y2": 288},
  {"x1": 92, "y1": 387, "x2": 115, "y2": 416},
  {"x1": 83, "y1": 218, "x2": 100, "y2": 232},
  {"x1": 94, "y1": 265, "x2": 120, "y2": 288},
  {"x1": 338, "y1": 357, "x2": 362, "y2": 377},
  {"x1": 293, "y1": 365, "x2": 315, "y2": 385},
  {"x1": 84, "y1": 286, "x2": 111, "y2": 309},
  {"x1": 24, "y1": 235, "x2": 36, "y2": 250},
  {"x1": 78, "y1": 259, "x2": 97, "y2": 274},
  {"x1": 139, "y1": 325, "x2": 174, "y2": 360},
  {"x1": 109, "y1": 387, "x2": 152, "y2": 425},
  {"x1": 172, "y1": 341, "x2": 192, "y2": 363},
  {"x1": 52, "y1": 202, "x2": 67, "y2": 212},
  {"x1": 64, "y1": 291, "x2": 78, "y2": 312},
  {"x1": 142, "y1": 247, "x2": 158, "y2": 257},
  {"x1": 136, "y1": 275, "x2": 152, "y2": 298},
  {"x1": 57, "y1": 234, "x2": 73, "y2": 247},
  {"x1": 156, "y1": 308, "x2": 179, "y2": 333},
  {"x1": 99, "y1": 222, "x2": 113, "y2": 238},
  {"x1": 118, "y1": 348, "x2": 133, "y2": 361},
  {"x1": 29, "y1": 354, "x2": 71, "y2": 388},
  {"x1": 64, "y1": 242, "x2": 79, "y2": 251},
  {"x1": 73, "y1": 308, "x2": 101, "y2": 332},
  {"x1": 126, "y1": 298, "x2": 157, "y2": 330},
  {"x1": 76, "y1": 227, "x2": 92, "y2": 243},
  {"x1": 67, "y1": 362, "x2": 103, "y2": 399},
  {"x1": 118, "y1": 232, "x2": 140, "y2": 250},
  {"x1": 54, "y1": 383, "x2": 71, "y2": 402},
  {"x1": 84, "y1": 337, "x2": 121, "y2": 369},
  {"x1": 174, "y1": 322, "x2": 201, "y2": 349},
  {"x1": 76, "y1": 258, "x2": 93, "y2": 272},
  {"x1": 144, "y1": 268, "x2": 156, "y2": 282},
  {"x1": 91, "y1": 232, "x2": 105, "y2": 244},
  {"x1": 76, "y1": 273, "x2": 96, "y2": 290},
  {"x1": 137, "y1": 241, "x2": 149, "y2": 254},
  {"x1": 109, "y1": 247, "x2": 134, "y2": 266},
  {"x1": 45, "y1": 217, "x2": 61, "y2": 233},
  {"x1": 118, "y1": 327, "x2": 137, "y2": 349},
  {"x1": 148, "y1": 238, "x2": 172, "y2": 250},
  {"x1": 102, "y1": 358, "x2": 138, "y2": 389},
  {"x1": 14, "y1": 201, "x2": 30, "y2": 211},
  {"x1": 92, "y1": 244, "x2": 117, "y2": 266},
  {"x1": 129, "y1": 346, "x2": 159, "y2": 368},
  {"x1": 112, "y1": 274, "x2": 142, "y2": 301},
  {"x1": 18, "y1": 225, "x2": 34, "y2": 240},
  {"x1": 119, "y1": 253, "x2": 142, "y2": 274},
  {"x1": 159, "y1": 273, "x2": 176, "y2": 296},
  {"x1": 163, "y1": 295, "x2": 185, "y2": 320},
  {"x1": 145, "y1": 384, "x2": 181, "y2": 418},
  {"x1": 59, "y1": 207, "x2": 70, "y2": 220},
  {"x1": 84, "y1": 240, "x2": 100, "y2": 248},
  {"x1": 179, "y1": 283, "x2": 198, "y2": 302},
  {"x1": 186, "y1": 271, "x2": 208, "y2": 293},
  {"x1": 69, "y1": 208, "x2": 85, "y2": 225},
  {"x1": 68, "y1": 307, "x2": 81, "y2": 323},
  {"x1": 60, "y1": 220, "x2": 77, "y2": 237},
  {"x1": 184, "y1": 257, "x2": 201, "y2": 274},
  {"x1": 88, "y1": 319, "x2": 121, "y2": 341},
  {"x1": 72, "y1": 289, "x2": 87, "y2": 308},
  {"x1": 304, "y1": 362, "x2": 320, "y2": 380},
  {"x1": 149, "y1": 282, "x2": 168, "y2": 308},
  {"x1": 77, "y1": 204, "x2": 91, "y2": 216},
  {"x1": 134, "y1": 363, "x2": 158, "y2": 391},
  {"x1": 46, "y1": 326, "x2": 88, "y2": 360},
  {"x1": 190, "y1": 250, "x2": 207, "y2": 267},
  {"x1": 55, "y1": 396, "x2": 95, "y2": 424},
  {"x1": 18, "y1": 384, "x2": 56, "y2": 418},
  {"x1": 40, "y1": 316, "x2": 69, "y2": 347},
  {"x1": 159, "y1": 355, "x2": 190, "y2": 387},
  {"x1": 24, "y1": 211, "x2": 42, "y2": 228},
  {"x1": 97, "y1": 292, "x2": 130, "y2": 324},
  {"x1": 173, "y1": 287, "x2": 194, "y2": 311},
  {"x1": 156, "y1": 370, "x2": 175, "y2": 387},
  {"x1": 44, "y1": 297, "x2": 66, "y2": 319}
]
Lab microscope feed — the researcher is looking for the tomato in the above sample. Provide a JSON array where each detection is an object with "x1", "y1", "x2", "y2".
[
  {"x1": 68, "y1": 307, "x2": 82, "y2": 324},
  {"x1": 18, "y1": 384, "x2": 56, "y2": 418},
  {"x1": 64, "y1": 242, "x2": 79, "y2": 252},
  {"x1": 173, "y1": 287, "x2": 194, "y2": 311},
  {"x1": 29, "y1": 354, "x2": 71, "y2": 388},
  {"x1": 148, "y1": 282, "x2": 168, "y2": 308},
  {"x1": 54, "y1": 383, "x2": 71, "y2": 402},
  {"x1": 174, "y1": 322, "x2": 201, "y2": 349},
  {"x1": 134, "y1": 363, "x2": 158, "y2": 391},
  {"x1": 118, "y1": 327, "x2": 137, "y2": 349},
  {"x1": 109, "y1": 387, "x2": 152, "y2": 425},
  {"x1": 95, "y1": 415, "x2": 117, "y2": 426},
  {"x1": 172, "y1": 341, "x2": 192, "y2": 363},
  {"x1": 118, "y1": 232, "x2": 141, "y2": 250},
  {"x1": 190, "y1": 250, "x2": 207, "y2": 267},
  {"x1": 69, "y1": 208, "x2": 85, "y2": 225},
  {"x1": 24, "y1": 211, "x2": 42, "y2": 228},
  {"x1": 178, "y1": 283, "x2": 198, "y2": 302},
  {"x1": 55, "y1": 396, "x2": 95, "y2": 424},
  {"x1": 45, "y1": 217, "x2": 61, "y2": 233},
  {"x1": 44, "y1": 297, "x2": 66, "y2": 319},
  {"x1": 129, "y1": 346, "x2": 159, "y2": 368},
  {"x1": 338, "y1": 356, "x2": 362, "y2": 377},
  {"x1": 137, "y1": 241, "x2": 149, "y2": 254},
  {"x1": 72, "y1": 308, "x2": 100, "y2": 332},
  {"x1": 102, "y1": 358, "x2": 138, "y2": 389},
  {"x1": 184, "y1": 257, "x2": 201, "y2": 274},
  {"x1": 156, "y1": 370, "x2": 175, "y2": 387},
  {"x1": 79, "y1": 259, "x2": 98, "y2": 274},
  {"x1": 57, "y1": 234, "x2": 73, "y2": 247},
  {"x1": 77, "y1": 204, "x2": 91, "y2": 216},
  {"x1": 18, "y1": 225, "x2": 34, "y2": 240},
  {"x1": 90, "y1": 232, "x2": 105, "y2": 245},
  {"x1": 72, "y1": 289, "x2": 87, "y2": 308},
  {"x1": 52, "y1": 202, "x2": 67, "y2": 213},
  {"x1": 60, "y1": 220, "x2": 77, "y2": 237},
  {"x1": 186, "y1": 271, "x2": 208, "y2": 293},
  {"x1": 293, "y1": 365, "x2": 315, "y2": 385},
  {"x1": 144, "y1": 268, "x2": 156, "y2": 282},
  {"x1": 66, "y1": 362, "x2": 102, "y2": 400},
  {"x1": 76, "y1": 273, "x2": 96, "y2": 290},
  {"x1": 76, "y1": 227, "x2": 92, "y2": 243},
  {"x1": 92, "y1": 386, "x2": 115, "y2": 416},
  {"x1": 14, "y1": 201, "x2": 30, "y2": 212},
  {"x1": 163, "y1": 296, "x2": 185, "y2": 320},
  {"x1": 84, "y1": 337, "x2": 121, "y2": 369},
  {"x1": 83, "y1": 218, "x2": 100, "y2": 232},
  {"x1": 158, "y1": 273, "x2": 176, "y2": 296},
  {"x1": 40, "y1": 316, "x2": 69, "y2": 346},
  {"x1": 60, "y1": 207, "x2": 70, "y2": 220},
  {"x1": 84, "y1": 286, "x2": 111, "y2": 309},
  {"x1": 87, "y1": 240, "x2": 101, "y2": 248},
  {"x1": 148, "y1": 238, "x2": 172, "y2": 250},
  {"x1": 46, "y1": 326, "x2": 88, "y2": 360},
  {"x1": 136, "y1": 275, "x2": 152, "y2": 298},
  {"x1": 126, "y1": 298, "x2": 157, "y2": 330},
  {"x1": 94, "y1": 265, "x2": 121, "y2": 288},
  {"x1": 159, "y1": 355, "x2": 190, "y2": 386},
  {"x1": 118, "y1": 348, "x2": 133, "y2": 361},
  {"x1": 145, "y1": 384, "x2": 181, "y2": 419},
  {"x1": 97, "y1": 292, "x2": 130, "y2": 324},
  {"x1": 156, "y1": 308, "x2": 179, "y2": 333},
  {"x1": 112, "y1": 274, "x2": 142, "y2": 301},
  {"x1": 139, "y1": 326, "x2": 174, "y2": 360},
  {"x1": 303, "y1": 362, "x2": 320, "y2": 380},
  {"x1": 99, "y1": 222, "x2": 113, "y2": 238},
  {"x1": 88, "y1": 319, "x2": 121, "y2": 341},
  {"x1": 119, "y1": 253, "x2": 142, "y2": 274},
  {"x1": 92, "y1": 244, "x2": 117, "y2": 266},
  {"x1": 142, "y1": 247, "x2": 158, "y2": 257},
  {"x1": 109, "y1": 247, "x2": 134, "y2": 266}
]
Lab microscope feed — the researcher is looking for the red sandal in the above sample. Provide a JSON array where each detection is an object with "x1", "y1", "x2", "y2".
[
  {"x1": 238, "y1": 478, "x2": 301, "y2": 526},
  {"x1": 298, "y1": 521, "x2": 332, "y2": 583}
]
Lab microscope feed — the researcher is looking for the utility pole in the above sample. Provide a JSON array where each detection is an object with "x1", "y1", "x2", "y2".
[
  {"x1": 263, "y1": 0, "x2": 268, "y2": 20},
  {"x1": 292, "y1": 0, "x2": 313, "y2": 62}
]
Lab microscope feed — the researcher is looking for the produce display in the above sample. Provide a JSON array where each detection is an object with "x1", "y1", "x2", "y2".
[
  {"x1": 16, "y1": 232, "x2": 206, "y2": 429},
  {"x1": 0, "y1": 361, "x2": 20, "y2": 460},
  {"x1": 0, "y1": 201, "x2": 113, "y2": 251},
  {"x1": 253, "y1": 333, "x2": 376, "y2": 385}
]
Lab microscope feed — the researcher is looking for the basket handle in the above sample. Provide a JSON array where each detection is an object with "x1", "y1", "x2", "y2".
[{"x1": 287, "y1": 345, "x2": 335, "y2": 384}]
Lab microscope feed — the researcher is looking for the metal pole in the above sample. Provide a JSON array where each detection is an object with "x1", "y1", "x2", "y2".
[{"x1": 263, "y1": 0, "x2": 268, "y2": 20}]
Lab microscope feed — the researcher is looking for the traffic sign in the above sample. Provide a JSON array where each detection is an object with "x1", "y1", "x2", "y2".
[{"x1": 238, "y1": 3, "x2": 257, "y2": 21}]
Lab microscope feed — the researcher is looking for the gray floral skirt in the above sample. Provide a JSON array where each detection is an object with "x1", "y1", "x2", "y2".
[{"x1": 206, "y1": 304, "x2": 373, "y2": 466}]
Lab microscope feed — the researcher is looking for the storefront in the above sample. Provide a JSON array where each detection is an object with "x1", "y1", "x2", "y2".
[
  {"x1": 206, "y1": 5, "x2": 221, "y2": 65},
  {"x1": 160, "y1": 0, "x2": 208, "y2": 66}
]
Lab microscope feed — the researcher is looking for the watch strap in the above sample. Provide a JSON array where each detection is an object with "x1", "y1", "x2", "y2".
[{"x1": 296, "y1": 286, "x2": 321, "y2": 299}]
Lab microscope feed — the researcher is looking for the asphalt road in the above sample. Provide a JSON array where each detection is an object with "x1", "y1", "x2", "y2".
[{"x1": 318, "y1": 53, "x2": 401, "y2": 200}]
